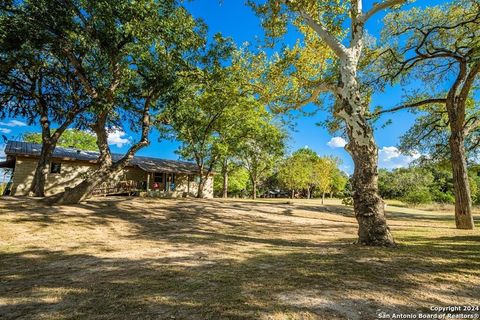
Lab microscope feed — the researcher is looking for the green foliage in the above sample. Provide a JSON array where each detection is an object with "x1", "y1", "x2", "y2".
[
  {"x1": 277, "y1": 148, "x2": 315, "y2": 191},
  {"x1": 277, "y1": 148, "x2": 345, "y2": 197},
  {"x1": 378, "y1": 168, "x2": 434, "y2": 200},
  {"x1": 23, "y1": 129, "x2": 97, "y2": 151},
  {"x1": 430, "y1": 190, "x2": 455, "y2": 205},
  {"x1": 378, "y1": 163, "x2": 480, "y2": 206},
  {"x1": 342, "y1": 196, "x2": 353, "y2": 206},
  {"x1": 2, "y1": 0, "x2": 206, "y2": 148},
  {"x1": 402, "y1": 188, "x2": 432, "y2": 206},
  {"x1": 378, "y1": 0, "x2": 480, "y2": 162},
  {"x1": 213, "y1": 166, "x2": 250, "y2": 198},
  {"x1": 398, "y1": 100, "x2": 480, "y2": 162},
  {"x1": 238, "y1": 115, "x2": 286, "y2": 191},
  {"x1": 330, "y1": 168, "x2": 349, "y2": 196},
  {"x1": 159, "y1": 36, "x2": 277, "y2": 181}
]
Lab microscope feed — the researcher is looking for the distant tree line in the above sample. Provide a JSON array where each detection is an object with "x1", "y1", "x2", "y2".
[
  {"x1": 213, "y1": 147, "x2": 348, "y2": 202},
  {"x1": 379, "y1": 163, "x2": 480, "y2": 207}
]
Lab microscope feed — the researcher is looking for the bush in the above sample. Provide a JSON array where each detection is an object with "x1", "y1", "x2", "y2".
[
  {"x1": 402, "y1": 188, "x2": 432, "y2": 206},
  {"x1": 431, "y1": 190, "x2": 455, "y2": 204}
]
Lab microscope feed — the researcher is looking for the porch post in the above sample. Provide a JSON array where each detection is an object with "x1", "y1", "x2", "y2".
[{"x1": 146, "y1": 172, "x2": 150, "y2": 191}]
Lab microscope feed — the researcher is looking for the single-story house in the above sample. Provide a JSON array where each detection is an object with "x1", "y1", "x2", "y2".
[{"x1": 0, "y1": 141, "x2": 213, "y2": 198}]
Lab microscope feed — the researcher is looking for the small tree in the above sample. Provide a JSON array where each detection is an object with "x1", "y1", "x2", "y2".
[
  {"x1": 278, "y1": 149, "x2": 312, "y2": 198},
  {"x1": 313, "y1": 157, "x2": 335, "y2": 204},
  {"x1": 160, "y1": 37, "x2": 264, "y2": 198},
  {"x1": 213, "y1": 165, "x2": 249, "y2": 198},
  {"x1": 330, "y1": 168, "x2": 349, "y2": 198},
  {"x1": 239, "y1": 116, "x2": 286, "y2": 200}
]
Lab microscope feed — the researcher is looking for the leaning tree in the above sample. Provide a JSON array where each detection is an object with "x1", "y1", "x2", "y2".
[
  {"x1": 374, "y1": 0, "x2": 480, "y2": 229},
  {"x1": 248, "y1": 0, "x2": 409, "y2": 246}
]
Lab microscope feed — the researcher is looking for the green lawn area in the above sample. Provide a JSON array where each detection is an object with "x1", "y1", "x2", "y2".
[{"x1": 0, "y1": 197, "x2": 479, "y2": 319}]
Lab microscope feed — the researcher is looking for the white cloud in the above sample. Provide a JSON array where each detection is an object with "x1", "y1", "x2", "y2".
[
  {"x1": 107, "y1": 127, "x2": 130, "y2": 148},
  {"x1": 378, "y1": 146, "x2": 420, "y2": 170},
  {"x1": 0, "y1": 120, "x2": 27, "y2": 127},
  {"x1": 327, "y1": 137, "x2": 347, "y2": 148},
  {"x1": 0, "y1": 128, "x2": 12, "y2": 134}
]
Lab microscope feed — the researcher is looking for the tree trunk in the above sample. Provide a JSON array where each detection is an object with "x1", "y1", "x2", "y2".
[
  {"x1": 322, "y1": 191, "x2": 325, "y2": 205},
  {"x1": 252, "y1": 180, "x2": 257, "y2": 200},
  {"x1": 338, "y1": 53, "x2": 395, "y2": 247},
  {"x1": 197, "y1": 176, "x2": 205, "y2": 198},
  {"x1": 29, "y1": 107, "x2": 58, "y2": 197},
  {"x1": 29, "y1": 142, "x2": 54, "y2": 197},
  {"x1": 50, "y1": 103, "x2": 150, "y2": 205},
  {"x1": 449, "y1": 131, "x2": 474, "y2": 229},
  {"x1": 291, "y1": 189, "x2": 294, "y2": 199},
  {"x1": 447, "y1": 94, "x2": 475, "y2": 229},
  {"x1": 222, "y1": 158, "x2": 228, "y2": 198},
  {"x1": 307, "y1": 188, "x2": 311, "y2": 199},
  {"x1": 345, "y1": 123, "x2": 395, "y2": 246},
  {"x1": 53, "y1": 167, "x2": 114, "y2": 204}
]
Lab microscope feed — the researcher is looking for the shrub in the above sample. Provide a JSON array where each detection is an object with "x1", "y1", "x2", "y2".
[
  {"x1": 431, "y1": 190, "x2": 455, "y2": 204},
  {"x1": 402, "y1": 188, "x2": 432, "y2": 206}
]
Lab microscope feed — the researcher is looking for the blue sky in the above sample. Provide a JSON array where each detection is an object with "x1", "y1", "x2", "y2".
[{"x1": 0, "y1": 0, "x2": 447, "y2": 174}]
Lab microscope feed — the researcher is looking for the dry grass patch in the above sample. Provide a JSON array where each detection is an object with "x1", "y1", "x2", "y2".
[{"x1": 0, "y1": 196, "x2": 479, "y2": 319}]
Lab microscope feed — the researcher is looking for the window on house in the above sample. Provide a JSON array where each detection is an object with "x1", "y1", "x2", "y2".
[
  {"x1": 50, "y1": 162, "x2": 62, "y2": 174},
  {"x1": 154, "y1": 172, "x2": 163, "y2": 183}
]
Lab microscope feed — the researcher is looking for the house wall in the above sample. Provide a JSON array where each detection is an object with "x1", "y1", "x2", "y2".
[
  {"x1": 174, "y1": 174, "x2": 214, "y2": 198},
  {"x1": 10, "y1": 156, "x2": 214, "y2": 198},
  {"x1": 11, "y1": 157, "x2": 99, "y2": 196}
]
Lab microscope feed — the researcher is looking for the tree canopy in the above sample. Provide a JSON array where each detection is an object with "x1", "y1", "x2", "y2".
[{"x1": 23, "y1": 129, "x2": 98, "y2": 151}]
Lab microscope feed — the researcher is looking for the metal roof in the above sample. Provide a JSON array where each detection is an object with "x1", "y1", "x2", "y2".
[{"x1": 4, "y1": 141, "x2": 200, "y2": 174}]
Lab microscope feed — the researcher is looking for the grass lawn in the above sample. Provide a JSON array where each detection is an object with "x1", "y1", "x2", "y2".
[{"x1": 0, "y1": 197, "x2": 479, "y2": 319}]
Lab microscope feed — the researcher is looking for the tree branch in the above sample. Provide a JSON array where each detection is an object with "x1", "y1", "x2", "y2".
[
  {"x1": 296, "y1": 9, "x2": 347, "y2": 57},
  {"x1": 113, "y1": 96, "x2": 152, "y2": 170},
  {"x1": 370, "y1": 98, "x2": 447, "y2": 118}
]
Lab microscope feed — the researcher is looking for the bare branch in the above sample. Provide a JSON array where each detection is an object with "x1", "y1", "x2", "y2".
[{"x1": 370, "y1": 98, "x2": 447, "y2": 118}]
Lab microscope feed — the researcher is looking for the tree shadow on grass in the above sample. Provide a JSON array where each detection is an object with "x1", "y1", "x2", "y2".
[
  {"x1": 2, "y1": 197, "x2": 480, "y2": 319},
  {"x1": 1, "y1": 237, "x2": 479, "y2": 320}
]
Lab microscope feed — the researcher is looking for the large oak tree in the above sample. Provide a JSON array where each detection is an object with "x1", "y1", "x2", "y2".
[{"x1": 7, "y1": 0, "x2": 206, "y2": 204}]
